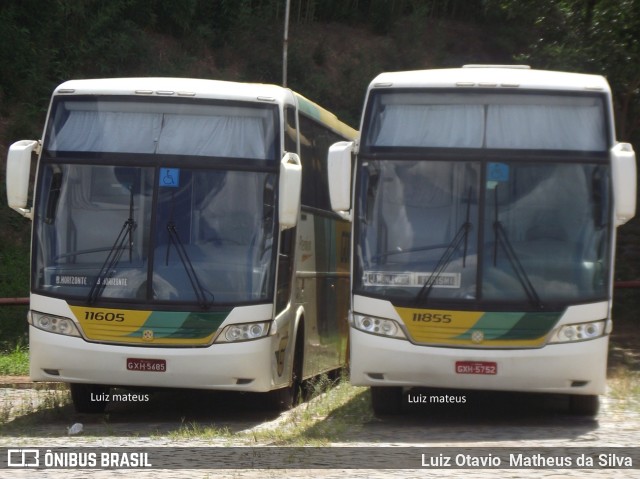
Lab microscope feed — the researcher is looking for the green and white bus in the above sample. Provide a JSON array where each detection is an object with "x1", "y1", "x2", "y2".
[
  {"x1": 6, "y1": 77, "x2": 356, "y2": 412},
  {"x1": 328, "y1": 66, "x2": 636, "y2": 416}
]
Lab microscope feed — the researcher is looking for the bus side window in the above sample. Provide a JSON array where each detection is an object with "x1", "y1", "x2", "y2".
[
  {"x1": 276, "y1": 228, "x2": 295, "y2": 313},
  {"x1": 298, "y1": 114, "x2": 342, "y2": 211},
  {"x1": 285, "y1": 107, "x2": 298, "y2": 154}
]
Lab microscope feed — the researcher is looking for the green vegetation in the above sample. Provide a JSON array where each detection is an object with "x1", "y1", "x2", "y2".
[
  {"x1": 163, "y1": 373, "x2": 373, "y2": 445},
  {"x1": 0, "y1": 384, "x2": 70, "y2": 426},
  {"x1": 243, "y1": 374, "x2": 373, "y2": 446},
  {"x1": 0, "y1": 343, "x2": 28, "y2": 376},
  {"x1": 607, "y1": 368, "x2": 640, "y2": 413}
]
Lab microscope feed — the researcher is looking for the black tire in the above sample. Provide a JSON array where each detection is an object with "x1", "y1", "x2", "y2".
[
  {"x1": 370, "y1": 386, "x2": 403, "y2": 416},
  {"x1": 569, "y1": 394, "x2": 599, "y2": 416},
  {"x1": 267, "y1": 380, "x2": 298, "y2": 411},
  {"x1": 70, "y1": 383, "x2": 110, "y2": 413}
]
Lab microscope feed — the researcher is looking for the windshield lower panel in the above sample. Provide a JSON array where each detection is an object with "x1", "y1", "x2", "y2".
[
  {"x1": 354, "y1": 157, "x2": 611, "y2": 310},
  {"x1": 33, "y1": 163, "x2": 276, "y2": 307}
]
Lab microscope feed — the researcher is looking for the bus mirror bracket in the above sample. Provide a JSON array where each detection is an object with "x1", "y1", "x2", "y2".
[
  {"x1": 611, "y1": 142, "x2": 637, "y2": 226},
  {"x1": 6, "y1": 139, "x2": 39, "y2": 220},
  {"x1": 279, "y1": 152, "x2": 302, "y2": 229},
  {"x1": 328, "y1": 141, "x2": 354, "y2": 217}
]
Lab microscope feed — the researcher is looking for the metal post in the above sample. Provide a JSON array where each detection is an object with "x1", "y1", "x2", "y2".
[{"x1": 283, "y1": 0, "x2": 291, "y2": 87}]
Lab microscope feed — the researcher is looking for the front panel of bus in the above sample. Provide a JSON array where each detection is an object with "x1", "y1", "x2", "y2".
[
  {"x1": 28, "y1": 94, "x2": 285, "y2": 391},
  {"x1": 350, "y1": 88, "x2": 614, "y2": 396}
]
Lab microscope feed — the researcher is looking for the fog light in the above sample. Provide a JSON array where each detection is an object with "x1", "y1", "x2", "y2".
[
  {"x1": 563, "y1": 328, "x2": 576, "y2": 340},
  {"x1": 583, "y1": 323, "x2": 599, "y2": 337},
  {"x1": 226, "y1": 327, "x2": 243, "y2": 342},
  {"x1": 361, "y1": 317, "x2": 374, "y2": 330},
  {"x1": 380, "y1": 320, "x2": 397, "y2": 335},
  {"x1": 249, "y1": 323, "x2": 265, "y2": 337}
]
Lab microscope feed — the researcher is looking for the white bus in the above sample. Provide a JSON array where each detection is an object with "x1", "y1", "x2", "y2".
[
  {"x1": 6, "y1": 77, "x2": 356, "y2": 412},
  {"x1": 327, "y1": 66, "x2": 636, "y2": 416}
]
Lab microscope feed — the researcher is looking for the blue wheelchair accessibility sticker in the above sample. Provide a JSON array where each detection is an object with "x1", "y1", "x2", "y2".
[
  {"x1": 160, "y1": 168, "x2": 180, "y2": 187},
  {"x1": 487, "y1": 162, "x2": 509, "y2": 182}
]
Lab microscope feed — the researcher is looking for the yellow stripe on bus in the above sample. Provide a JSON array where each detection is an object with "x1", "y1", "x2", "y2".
[
  {"x1": 69, "y1": 306, "x2": 151, "y2": 339},
  {"x1": 394, "y1": 307, "x2": 548, "y2": 347},
  {"x1": 69, "y1": 306, "x2": 219, "y2": 345}
]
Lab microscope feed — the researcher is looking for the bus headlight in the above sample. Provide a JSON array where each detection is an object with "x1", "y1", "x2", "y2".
[
  {"x1": 29, "y1": 311, "x2": 81, "y2": 337},
  {"x1": 216, "y1": 321, "x2": 271, "y2": 343},
  {"x1": 549, "y1": 320, "x2": 606, "y2": 343},
  {"x1": 352, "y1": 314, "x2": 407, "y2": 339}
]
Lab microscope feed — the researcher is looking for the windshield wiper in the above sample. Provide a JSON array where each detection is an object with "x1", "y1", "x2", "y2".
[
  {"x1": 87, "y1": 187, "x2": 136, "y2": 304},
  {"x1": 415, "y1": 187, "x2": 473, "y2": 305},
  {"x1": 164, "y1": 190, "x2": 213, "y2": 309},
  {"x1": 165, "y1": 221, "x2": 213, "y2": 309},
  {"x1": 492, "y1": 186, "x2": 544, "y2": 310}
]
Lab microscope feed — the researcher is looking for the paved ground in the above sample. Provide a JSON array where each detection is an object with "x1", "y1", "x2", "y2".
[{"x1": 1, "y1": 377, "x2": 639, "y2": 478}]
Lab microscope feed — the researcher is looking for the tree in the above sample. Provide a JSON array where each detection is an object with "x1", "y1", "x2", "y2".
[{"x1": 486, "y1": 0, "x2": 640, "y2": 143}]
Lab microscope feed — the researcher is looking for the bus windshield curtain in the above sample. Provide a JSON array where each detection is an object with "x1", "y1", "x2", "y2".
[
  {"x1": 373, "y1": 105, "x2": 485, "y2": 148},
  {"x1": 49, "y1": 111, "x2": 271, "y2": 159},
  {"x1": 370, "y1": 96, "x2": 605, "y2": 151}
]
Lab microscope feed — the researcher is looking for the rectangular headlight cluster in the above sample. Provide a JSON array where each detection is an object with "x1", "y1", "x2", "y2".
[
  {"x1": 29, "y1": 311, "x2": 81, "y2": 337},
  {"x1": 351, "y1": 314, "x2": 407, "y2": 340},
  {"x1": 549, "y1": 320, "x2": 606, "y2": 344},
  {"x1": 215, "y1": 321, "x2": 271, "y2": 343}
]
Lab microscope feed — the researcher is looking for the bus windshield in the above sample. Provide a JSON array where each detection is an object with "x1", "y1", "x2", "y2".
[
  {"x1": 34, "y1": 95, "x2": 281, "y2": 307},
  {"x1": 355, "y1": 157, "x2": 611, "y2": 309},
  {"x1": 34, "y1": 164, "x2": 277, "y2": 306}
]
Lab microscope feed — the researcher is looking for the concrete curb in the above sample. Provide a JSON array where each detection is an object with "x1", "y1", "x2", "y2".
[{"x1": 0, "y1": 376, "x2": 61, "y2": 390}]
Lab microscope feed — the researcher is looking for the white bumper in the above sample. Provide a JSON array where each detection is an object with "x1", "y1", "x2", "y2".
[
  {"x1": 349, "y1": 327, "x2": 608, "y2": 395},
  {"x1": 29, "y1": 326, "x2": 275, "y2": 392}
]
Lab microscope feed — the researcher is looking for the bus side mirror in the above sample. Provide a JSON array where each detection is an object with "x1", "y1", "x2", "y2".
[
  {"x1": 279, "y1": 152, "x2": 302, "y2": 229},
  {"x1": 611, "y1": 142, "x2": 637, "y2": 226},
  {"x1": 328, "y1": 141, "x2": 354, "y2": 215},
  {"x1": 6, "y1": 139, "x2": 38, "y2": 219}
]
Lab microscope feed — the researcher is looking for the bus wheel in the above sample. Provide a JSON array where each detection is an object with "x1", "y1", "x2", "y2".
[
  {"x1": 267, "y1": 329, "x2": 304, "y2": 411},
  {"x1": 70, "y1": 383, "x2": 110, "y2": 413},
  {"x1": 568, "y1": 394, "x2": 599, "y2": 416},
  {"x1": 370, "y1": 386, "x2": 403, "y2": 416}
]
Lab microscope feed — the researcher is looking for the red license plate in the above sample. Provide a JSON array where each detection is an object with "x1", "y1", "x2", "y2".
[
  {"x1": 127, "y1": 358, "x2": 166, "y2": 372},
  {"x1": 455, "y1": 361, "x2": 497, "y2": 375}
]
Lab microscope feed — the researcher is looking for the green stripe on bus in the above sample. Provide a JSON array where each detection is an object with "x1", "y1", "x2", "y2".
[
  {"x1": 454, "y1": 311, "x2": 561, "y2": 341},
  {"x1": 128, "y1": 310, "x2": 229, "y2": 339},
  {"x1": 496, "y1": 311, "x2": 561, "y2": 340}
]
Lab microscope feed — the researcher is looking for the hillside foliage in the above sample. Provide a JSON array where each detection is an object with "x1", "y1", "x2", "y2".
[{"x1": 2, "y1": 1, "x2": 638, "y2": 141}]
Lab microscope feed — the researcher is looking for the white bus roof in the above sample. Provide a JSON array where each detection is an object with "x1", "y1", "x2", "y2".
[
  {"x1": 53, "y1": 77, "x2": 357, "y2": 139},
  {"x1": 369, "y1": 66, "x2": 611, "y2": 93},
  {"x1": 54, "y1": 77, "x2": 296, "y2": 102}
]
